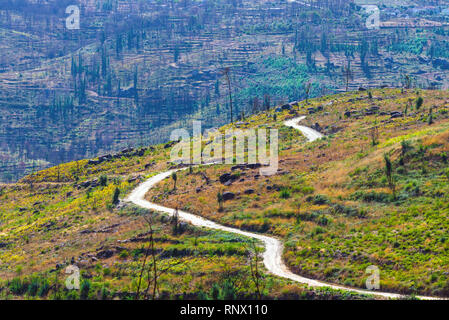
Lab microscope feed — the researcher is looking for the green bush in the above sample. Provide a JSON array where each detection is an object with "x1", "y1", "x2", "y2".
[
  {"x1": 279, "y1": 189, "x2": 291, "y2": 199},
  {"x1": 112, "y1": 187, "x2": 120, "y2": 205},
  {"x1": 27, "y1": 278, "x2": 40, "y2": 296},
  {"x1": 38, "y1": 279, "x2": 50, "y2": 297},
  {"x1": 415, "y1": 97, "x2": 423, "y2": 110},
  {"x1": 351, "y1": 190, "x2": 391, "y2": 203},
  {"x1": 9, "y1": 278, "x2": 27, "y2": 295},
  {"x1": 80, "y1": 280, "x2": 91, "y2": 300}
]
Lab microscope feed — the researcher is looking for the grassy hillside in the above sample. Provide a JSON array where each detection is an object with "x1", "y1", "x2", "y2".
[
  {"x1": 147, "y1": 88, "x2": 449, "y2": 297},
  {"x1": 0, "y1": 121, "x2": 374, "y2": 300},
  {"x1": 1, "y1": 87, "x2": 448, "y2": 299}
]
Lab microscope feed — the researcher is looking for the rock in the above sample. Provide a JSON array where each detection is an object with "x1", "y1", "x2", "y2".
[
  {"x1": 219, "y1": 172, "x2": 240, "y2": 184},
  {"x1": 222, "y1": 192, "x2": 235, "y2": 201},
  {"x1": 88, "y1": 159, "x2": 101, "y2": 165},
  {"x1": 223, "y1": 180, "x2": 233, "y2": 186},
  {"x1": 390, "y1": 111, "x2": 403, "y2": 119},
  {"x1": 281, "y1": 104, "x2": 292, "y2": 110},
  {"x1": 121, "y1": 147, "x2": 134, "y2": 154},
  {"x1": 275, "y1": 107, "x2": 282, "y2": 113},
  {"x1": 244, "y1": 189, "x2": 255, "y2": 195},
  {"x1": 219, "y1": 173, "x2": 232, "y2": 184},
  {"x1": 128, "y1": 176, "x2": 138, "y2": 183},
  {"x1": 97, "y1": 249, "x2": 114, "y2": 259},
  {"x1": 231, "y1": 163, "x2": 261, "y2": 171},
  {"x1": 164, "y1": 142, "x2": 176, "y2": 149}
]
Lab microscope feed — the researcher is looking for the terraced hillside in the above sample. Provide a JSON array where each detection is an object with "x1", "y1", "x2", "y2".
[{"x1": 3, "y1": 0, "x2": 449, "y2": 181}]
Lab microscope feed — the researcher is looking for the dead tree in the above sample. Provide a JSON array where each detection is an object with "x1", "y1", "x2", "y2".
[
  {"x1": 305, "y1": 81, "x2": 312, "y2": 104},
  {"x1": 342, "y1": 62, "x2": 353, "y2": 92},
  {"x1": 136, "y1": 213, "x2": 155, "y2": 300},
  {"x1": 248, "y1": 240, "x2": 265, "y2": 299},
  {"x1": 369, "y1": 126, "x2": 379, "y2": 146},
  {"x1": 222, "y1": 67, "x2": 234, "y2": 123}
]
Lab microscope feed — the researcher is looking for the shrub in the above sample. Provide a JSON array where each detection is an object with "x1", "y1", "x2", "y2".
[
  {"x1": 308, "y1": 194, "x2": 330, "y2": 205},
  {"x1": 80, "y1": 279, "x2": 91, "y2": 300},
  {"x1": 27, "y1": 278, "x2": 40, "y2": 296},
  {"x1": 38, "y1": 279, "x2": 50, "y2": 297},
  {"x1": 112, "y1": 187, "x2": 120, "y2": 205},
  {"x1": 351, "y1": 191, "x2": 390, "y2": 203},
  {"x1": 9, "y1": 278, "x2": 27, "y2": 295},
  {"x1": 415, "y1": 96, "x2": 423, "y2": 110},
  {"x1": 279, "y1": 189, "x2": 291, "y2": 199},
  {"x1": 99, "y1": 175, "x2": 108, "y2": 187},
  {"x1": 119, "y1": 250, "x2": 129, "y2": 259}
]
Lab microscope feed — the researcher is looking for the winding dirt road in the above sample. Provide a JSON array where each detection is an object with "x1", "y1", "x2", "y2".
[{"x1": 126, "y1": 116, "x2": 440, "y2": 300}]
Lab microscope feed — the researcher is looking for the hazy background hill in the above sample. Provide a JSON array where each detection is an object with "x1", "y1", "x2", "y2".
[{"x1": 2, "y1": 0, "x2": 449, "y2": 181}]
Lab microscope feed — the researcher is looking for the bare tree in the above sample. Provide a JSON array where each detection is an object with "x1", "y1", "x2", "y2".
[
  {"x1": 136, "y1": 212, "x2": 186, "y2": 300},
  {"x1": 263, "y1": 94, "x2": 271, "y2": 111},
  {"x1": 403, "y1": 74, "x2": 412, "y2": 90},
  {"x1": 136, "y1": 213, "x2": 155, "y2": 300},
  {"x1": 248, "y1": 240, "x2": 265, "y2": 299},
  {"x1": 369, "y1": 126, "x2": 379, "y2": 146},
  {"x1": 342, "y1": 62, "x2": 353, "y2": 92},
  {"x1": 222, "y1": 67, "x2": 234, "y2": 123},
  {"x1": 305, "y1": 81, "x2": 312, "y2": 104}
]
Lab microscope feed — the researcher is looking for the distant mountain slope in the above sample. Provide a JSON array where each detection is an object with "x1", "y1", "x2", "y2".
[{"x1": 2, "y1": 0, "x2": 449, "y2": 182}]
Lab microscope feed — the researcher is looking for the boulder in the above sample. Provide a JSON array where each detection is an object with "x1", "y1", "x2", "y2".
[
  {"x1": 244, "y1": 189, "x2": 255, "y2": 195},
  {"x1": 390, "y1": 111, "x2": 403, "y2": 119},
  {"x1": 219, "y1": 173, "x2": 232, "y2": 184},
  {"x1": 97, "y1": 249, "x2": 114, "y2": 259},
  {"x1": 222, "y1": 192, "x2": 235, "y2": 201}
]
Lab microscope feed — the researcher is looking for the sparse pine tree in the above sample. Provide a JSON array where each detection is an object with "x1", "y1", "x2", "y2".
[
  {"x1": 112, "y1": 187, "x2": 120, "y2": 205},
  {"x1": 416, "y1": 97, "x2": 423, "y2": 110},
  {"x1": 217, "y1": 191, "x2": 224, "y2": 211},
  {"x1": 171, "y1": 172, "x2": 177, "y2": 190}
]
